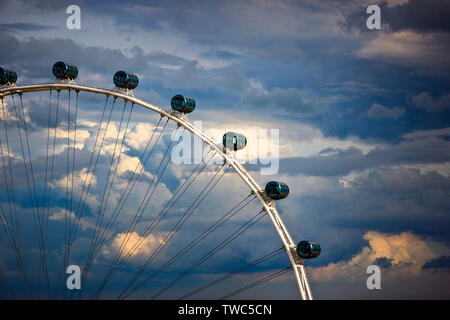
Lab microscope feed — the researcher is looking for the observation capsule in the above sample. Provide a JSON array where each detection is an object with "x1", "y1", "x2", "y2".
[
  {"x1": 52, "y1": 61, "x2": 78, "y2": 80},
  {"x1": 0, "y1": 68, "x2": 17, "y2": 85},
  {"x1": 222, "y1": 132, "x2": 247, "y2": 151},
  {"x1": 113, "y1": 71, "x2": 139, "y2": 90},
  {"x1": 171, "y1": 94, "x2": 196, "y2": 113},
  {"x1": 296, "y1": 241, "x2": 321, "y2": 259},
  {"x1": 264, "y1": 181, "x2": 289, "y2": 200}
]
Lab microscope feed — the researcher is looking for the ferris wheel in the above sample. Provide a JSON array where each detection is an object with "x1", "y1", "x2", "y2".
[{"x1": 0, "y1": 63, "x2": 320, "y2": 300}]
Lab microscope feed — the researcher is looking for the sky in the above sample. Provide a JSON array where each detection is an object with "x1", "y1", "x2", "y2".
[{"x1": 0, "y1": 0, "x2": 449, "y2": 299}]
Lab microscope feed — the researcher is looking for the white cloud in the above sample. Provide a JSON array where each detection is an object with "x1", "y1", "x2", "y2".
[
  {"x1": 49, "y1": 208, "x2": 95, "y2": 232},
  {"x1": 56, "y1": 168, "x2": 97, "y2": 191},
  {"x1": 55, "y1": 168, "x2": 99, "y2": 212},
  {"x1": 0, "y1": 100, "x2": 19, "y2": 122},
  {"x1": 125, "y1": 122, "x2": 157, "y2": 151},
  {"x1": 198, "y1": 110, "x2": 379, "y2": 160},
  {"x1": 50, "y1": 127, "x2": 91, "y2": 154},
  {"x1": 116, "y1": 153, "x2": 144, "y2": 176}
]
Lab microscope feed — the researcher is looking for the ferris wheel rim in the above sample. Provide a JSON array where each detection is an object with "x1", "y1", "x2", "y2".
[{"x1": 0, "y1": 82, "x2": 313, "y2": 300}]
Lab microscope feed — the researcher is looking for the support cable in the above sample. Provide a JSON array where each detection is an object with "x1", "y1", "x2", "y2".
[
  {"x1": 149, "y1": 209, "x2": 266, "y2": 300},
  {"x1": 47, "y1": 90, "x2": 61, "y2": 299},
  {"x1": 125, "y1": 194, "x2": 257, "y2": 300},
  {"x1": 218, "y1": 266, "x2": 292, "y2": 300},
  {"x1": 12, "y1": 94, "x2": 43, "y2": 299},
  {"x1": 19, "y1": 93, "x2": 51, "y2": 297},
  {"x1": 81, "y1": 117, "x2": 170, "y2": 278},
  {"x1": 62, "y1": 90, "x2": 72, "y2": 299},
  {"x1": 88, "y1": 117, "x2": 168, "y2": 253},
  {"x1": 52, "y1": 94, "x2": 109, "y2": 298},
  {"x1": 77, "y1": 115, "x2": 169, "y2": 299},
  {"x1": 83, "y1": 99, "x2": 129, "y2": 276},
  {"x1": 91, "y1": 102, "x2": 134, "y2": 254},
  {"x1": 42, "y1": 90, "x2": 52, "y2": 251},
  {"x1": 0, "y1": 268, "x2": 16, "y2": 299},
  {"x1": 84, "y1": 125, "x2": 182, "y2": 293},
  {"x1": 0, "y1": 98, "x2": 28, "y2": 296},
  {"x1": 72, "y1": 97, "x2": 117, "y2": 238},
  {"x1": 64, "y1": 96, "x2": 117, "y2": 298},
  {"x1": 118, "y1": 163, "x2": 230, "y2": 300},
  {"x1": 78, "y1": 100, "x2": 132, "y2": 297},
  {"x1": 0, "y1": 198, "x2": 27, "y2": 297},
  {"x1": 108, "y1": 126, "x2": 184, "y2": 269},
  {"x1": 179, "y1": 247, "x2": 284, "y2": 299},
  {"x1": 69, "y1": 95, "x2": 110, "y2": 240},
  {"x1": 0, "y1": 98, "x2": 19, "y2": 251},
  {"x1": 92, "y1": 150, "x2": 217, "y2": 298}
]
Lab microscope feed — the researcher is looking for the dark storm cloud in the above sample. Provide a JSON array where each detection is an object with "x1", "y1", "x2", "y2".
[
  {"x1": 423, "y1": 255, "x2": 450, "y2": 269},
  {"x1": 13, "y1": 0, "x2": 84, "y2": 12},
  {"x1": 0, "y1": 34, "x2": 257, "y2": 99},
  {"x1": 236, "y1": 86, "x2": 332, "y2": 116},
  {"x1": 411, "y1": 91, "x2": 450, "y2": 113},
  {"x1": 0, "y1": 23, "x2": 57, "y2": 31},
  {"x1": 342, "y1": 0, "x2": 450, "y2": 33},
  {"x1": 201, "y1": 49, "x2": 241, "y2": 60},
  {"x1": 247, "y1": 133, "x2": 450, "y2": 177},
  {"x1": 283, "y1": 166, "x2": 450, "y2": 265},
  {"x1": 0, "y1": 33, "x2": 135, "y2": 81},
  {"x1": 1, "y1": 0, "x2": 450, "y2": 299},
  {"x1": 146, "y1": 51, "x2": 189, "y2": 67},
  {"x1": 381, "y1": 0, "x2": 450, "y2": 33},
  {"x1": 365, "y1": 103, "x2": 405, "y2": 119},
  {"x1": 373, "y1": 257, "x2": 392, "y2": 269}
]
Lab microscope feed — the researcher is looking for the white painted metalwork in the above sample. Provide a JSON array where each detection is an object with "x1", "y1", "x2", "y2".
[{"x1": 0, "y1": 83, "x2": 313, "y2": 300}]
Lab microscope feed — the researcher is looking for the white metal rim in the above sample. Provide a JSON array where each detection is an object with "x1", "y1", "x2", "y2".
[{"x1": 0, "y1": 83, "x2": 313, "y2": 300}]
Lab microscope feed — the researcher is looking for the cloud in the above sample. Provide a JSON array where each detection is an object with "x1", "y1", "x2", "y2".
[
  {"x1": 309, "y1": 231, "x2": 449, "y2": 283},
  {"x1": 338, "y1": 179, "x2": 352, "y2": 188},
  {"x1": 116, "y1": 153, "x2": 144, "y2": 176},
  {"x1": 49, "y1": 208, "x2": 94, "y2": 231},
  {"x1": 6, "y1": 0, "x2": 72, "y2": 12},
  {"x1": 1, "y1": 0, "x2": 450, "y2": 300},
  {"x1": 402, "y1": 127, "x2": 450, "y2": 140},
  {"x1": 49, "y1": 127, "x2": 91, "y2": 155},
  {"x1": 56, "y1": 167, "x2": 97, "y2": 190},
  {"x1": 101, "y1": 231, "x2": 170, "y2": 261},
  {"x1": 125, "y1": 122, "x2": 157, "y2": 151},
  {"x1": 236, "y1": 80, "x2": 335, "y2": 116},
  {"x1": 341, "y1": 0, "x2": 450, "y2": 34},
  {"x1": 423, "y1": 255, "x2": 450, "y2": 269},
  {"x1": 266, "y1": 126, "x2": 450, "y2": 177},
  {"x1": 378, "y1": 0, "x2": 450, "y2": 33},
  {"x1": 366, "y1": 103, "x2": 405, "y2": 119},
  {"x1": 356, "y1": 31, "x2": 450, "y2": 71},
  {"x1": 0, "y1": 23, "x2": 57, "y2": 31},
  {"x1": 412, "y1": 91, "x2": 450, "y2": 113}
]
